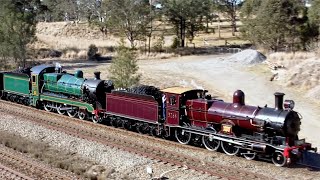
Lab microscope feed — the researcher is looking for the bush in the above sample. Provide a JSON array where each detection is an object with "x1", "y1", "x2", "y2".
[
  {"x1": 87, "y1": 44, "x2": 99, "y2": 61},
  {"x1": 153, "y1": 34, "x2": 165, "y2": 53},
  {"x1": 171, "y1": 37, "x2": 180, "y2": 49}
]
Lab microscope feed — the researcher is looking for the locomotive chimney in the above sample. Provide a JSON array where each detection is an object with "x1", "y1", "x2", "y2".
[
  {"x1": 274, "y1": 92, "x2": 285, "y2": 110},
  {"x1": 94, "y1": 71, "x2": 101, "y2": 80}
]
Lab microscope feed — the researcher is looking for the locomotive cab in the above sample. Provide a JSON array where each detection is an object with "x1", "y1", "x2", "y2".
[{"x1": 161, "y1": 87, "x2": 207, "y2": 126}]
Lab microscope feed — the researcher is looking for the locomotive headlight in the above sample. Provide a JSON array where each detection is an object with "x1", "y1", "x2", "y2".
[{"x1": 284, "y1": 100, "x2": 295, "y2": 110}]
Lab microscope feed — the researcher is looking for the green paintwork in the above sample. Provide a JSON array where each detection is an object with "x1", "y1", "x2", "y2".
[
  {"x1": 74, "y1": 70, "x2": 83, "y2": 78},
  {"x1": 3, "y1": 74, "x2": 30, "y2": 95},
  {"x1": 40, "y1": 95, "x2": 94, "y2": 112},
  {"x1": 43, "y1": 73, "x2": 84, "y2": 97}
]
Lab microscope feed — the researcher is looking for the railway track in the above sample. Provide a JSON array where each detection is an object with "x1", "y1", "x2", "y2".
[
  {"x1": 0, "y1": 146, "x2": 75, "y2": 180},
  {"x1": 0, "y1": 100, "x2": 268, "y2": 180},
  {"x1": 0, "y1": 163, "x2": 33, "y2": 180}
]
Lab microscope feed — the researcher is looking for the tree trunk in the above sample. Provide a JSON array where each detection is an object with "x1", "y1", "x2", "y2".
[
  {"x1": 231, "y1": 16, "x2": 237, "y2": 36},
  {"x1": 180, "y1": 18, "x2": 185, "y2": 47},
  {"x1": 148, "y1": 34, "x2": 151, "y2": 54}
]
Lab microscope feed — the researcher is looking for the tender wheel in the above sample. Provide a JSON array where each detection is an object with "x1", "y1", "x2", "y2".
[
  {"x1": 23, "y1": 99, "x2": 29, "y2": 106},
  {"x1": 243, "y1": 150, "x2": 257, "y2": 160},
  {"x1": 78, "y1": 110, "x2": 87, "y2": 120},
  {"x1": 272, "y1": 151, "x2": 287, "y2": 167},
  {"x1": 67, "y1": 107, "x2": 78, "y2": 118},
  {"x1": 44, "y1": 102, "x2": 52, "y2": 112},
  {"x1": 202, "y1": 135, "x2": 220, "y2": 151},
  {"x1": 136, "y1": 123, "x2": 143, "y2": 134},
  {"x1": 175, "y1": 128, "x2": 191, "y2": 145},
  {"x1": 57, "y1": 104, "x2": 65, "y2": 115},
  {"x1": 123, "y1": 120, "x2": 132, "y2": 130},
  {"x1": 221, "y1": 141, "x2": 240, "y2": 156},
  {"x1": 150, "y1": 126, "x2": 159, "y2": 137},
  {"x1": 110, "y1": 118, "x2": 118, "y2": 127}
]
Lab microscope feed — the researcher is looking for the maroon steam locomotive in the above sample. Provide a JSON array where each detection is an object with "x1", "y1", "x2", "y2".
[{"x1": 96, "y1": 86, "x2": 316, "y2": 167}]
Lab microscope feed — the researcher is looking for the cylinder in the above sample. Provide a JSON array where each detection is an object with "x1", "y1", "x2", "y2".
[{"x1": 250, "y1": 144, "x2": 266, "y2": 152}]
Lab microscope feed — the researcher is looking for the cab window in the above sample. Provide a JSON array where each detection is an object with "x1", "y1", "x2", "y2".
[{"x1": 32, "y1": 75, "x2": 36, "y2": 83}]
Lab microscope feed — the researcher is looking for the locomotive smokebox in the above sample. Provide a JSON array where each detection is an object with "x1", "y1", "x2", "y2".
[
  {"x1": 94, "y1": 71, "x2": 101, "y2": 80},
  {"x1": 274, "y1": 92, "x2": 285, "y2": 110}
]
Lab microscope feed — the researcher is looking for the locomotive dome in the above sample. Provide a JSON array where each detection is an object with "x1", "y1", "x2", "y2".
[{"x1": 233, "y1": 90, "x2": 245, "y2": 105}]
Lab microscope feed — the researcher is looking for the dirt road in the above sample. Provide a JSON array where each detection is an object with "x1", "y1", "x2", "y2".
[{"x1": 137, "y1": 54, "x2": 320, "y2": 149}]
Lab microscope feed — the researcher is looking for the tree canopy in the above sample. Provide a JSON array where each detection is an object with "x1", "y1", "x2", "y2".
[
  {"x1": 240, "y1": 0, "x2": 316, "y2": 51},
  {"x1": 0, "y1": 0, "x2": 45, "y2": 68},
  {"x1": 309, "y1": 0, "x2": 320, "y2": 25},
  {"x1": 109, "y1": 39, "x2": 141, "y2": 88},
  {"x1": 162, "y1": 0, "x2": 213, "y2": 47}
]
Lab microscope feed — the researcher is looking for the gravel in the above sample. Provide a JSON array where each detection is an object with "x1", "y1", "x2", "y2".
[
  {"x1": 227, "y1": 49, "x2": 266, "y2": 64},
  {"x1": 0, "y1": 111, "x2": 217, "y2": 179}
]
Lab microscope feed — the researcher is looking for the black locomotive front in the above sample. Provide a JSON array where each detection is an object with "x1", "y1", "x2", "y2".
[
  {"x1": 254, "y1": 92, "x2": 301, "y2": 141},
  {"x1": 82, "y1": 72, "x2": 114, "y2": 109}
]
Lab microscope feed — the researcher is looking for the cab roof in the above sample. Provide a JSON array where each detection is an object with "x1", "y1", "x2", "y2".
[
  {"x1": 161, "y1": 86, "x2": 205, "y2": 94},
  {"x1": 30, "y1": 64, "x2": 55, "y2": 75}
]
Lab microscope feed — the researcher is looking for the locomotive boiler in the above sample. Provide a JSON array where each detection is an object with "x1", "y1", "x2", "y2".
[{"x1": 43, "y1": 70, "x2": 114, "y2": 108}]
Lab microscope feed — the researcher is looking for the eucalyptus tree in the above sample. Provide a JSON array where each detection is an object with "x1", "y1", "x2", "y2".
[
  {"x1": 162, "y1": 0, "x2": 213, "y2": 47},
  {"x1": 102, "y1": 0, "x2": 151, "y2": 49},
  {"x1": 240, "y1": 0, "x2": 311, "y2": 51},
  {"x1": 0, "y1": 0, "x2": 46, "y2": 67}
]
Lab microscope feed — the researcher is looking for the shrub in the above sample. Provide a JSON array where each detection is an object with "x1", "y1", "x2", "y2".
[
  {"x1": 109, "y1": 39, "x2": 141, "y2": 88},
  {"x1": 87, "y1": 44, "x2": 99, "y2": 61},
  {"x1": 171, "y1": 37, "x2": 180, "y2": 49},
  {"x1": 153, "y1": 34, "x2": 165, "y2": 53}
]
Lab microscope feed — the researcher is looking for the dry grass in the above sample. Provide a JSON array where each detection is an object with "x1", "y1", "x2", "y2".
[
  {"x1": 266, "y1": 52, "x2": 315, "y2": 68},
  {"x1": 34, "y1": 22, "x2": 248, "y2": 53},
  {"x1": 265, "y1": 51, "x2": 320, "y2": 100},
  {"x1": 24, "y1": 21, "x2": 251, "y2": 63},
  {"x1": 0, "y1": 130, "x2": 101, "y2": 178}
]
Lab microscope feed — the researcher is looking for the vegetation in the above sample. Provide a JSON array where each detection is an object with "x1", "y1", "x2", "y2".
[
  {"x1": 109, "y1": 39, "x2": 141, "y2": 88},
  {"x1": 240, "y1": 0, "x2": 319, "y2": 51},
  {"x1": 214, "y1": 0, "x2": 240, "y2": 36},
  {"x1": 162, "y1": 0, "x2": 213, "y2": 47},
  {"x1": 0, "y1": 0, "x2": 45, "y2": 68},
  {"x1": 309, "y1": 0, "x2": 320, "y2": 25},
  {"x1": 1, "y1": 0, "x2": 320, "y2": 69},
  {"x1": 87, "y1": 44, "x2": 99, "y2": 61}
]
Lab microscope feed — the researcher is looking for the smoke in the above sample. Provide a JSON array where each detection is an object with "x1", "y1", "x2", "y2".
[{"x1": 179, "y1": 80, "x2": 204, "y2": 90}]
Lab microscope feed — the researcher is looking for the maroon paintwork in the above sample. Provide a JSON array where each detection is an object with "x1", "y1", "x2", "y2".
[
  {"x1": 186, "y1": 90, "x2": 260, "y2": 132},
  {"x1": 164, "y1": 92, "x2": 181, "y2": 126},
  {"x1": 106, "y1": 91, "x2": 159, "y2": 123}
]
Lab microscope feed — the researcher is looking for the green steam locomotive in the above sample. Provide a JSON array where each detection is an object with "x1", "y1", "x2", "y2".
[{"x1": 0, "y1": 64, "x2": 113, "y2": 121}]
